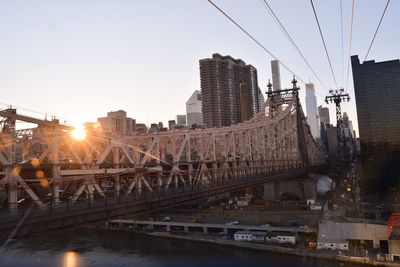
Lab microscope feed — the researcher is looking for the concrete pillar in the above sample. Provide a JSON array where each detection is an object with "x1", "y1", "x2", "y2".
[
  {"x1": 157, "y1": 173, "x2": 162, "y2": 187},
  {"x1": 52, "y1": 179, "x2": 60, "y2": 205},
  {"x1": 184, "y1": 225, "x2": 189, "y2": 233},
  {"x1": 136, "y1": 175, "x2": 142, "y2": 195},
  {"x1": 174, "y1": 170, "x2": 178, "y2": 189},
  {"x1": 188, "y1": 164, "x2": 193, "y2": 186},
  {"x1": 263, "y1": 182, "x2": 276, "y2": 201},
  {"x1": 87, "y1": 184, "x2": 94, "y2": 203},
  {"x1": 212, "y1": 162, "x2": 218, "y2": 181},
  {"x1": 223, "y1": 228, "x2": 228, "y2": 235},
  {"x1": 115, "y1": 175, "x2": 121, "y2": 198},
  {"x1": 202, "y1": 227, "x2": 207, "y2": 234},
  {"x1": 8, "y1": 182, "x2": 18, "y2": 214},
  {"x1": 166, "y1": 225, "x2": 171, "y2": 232},
  {"x1": 303, "y1": 179, "x2": 316, "y2": 200}
]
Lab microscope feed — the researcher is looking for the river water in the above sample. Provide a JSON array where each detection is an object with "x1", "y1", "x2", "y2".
[{"x1": 0, "y1": 228, "x2": 363, "y2": 267}]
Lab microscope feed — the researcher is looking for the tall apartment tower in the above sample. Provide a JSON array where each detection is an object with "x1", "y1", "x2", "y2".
[
  {"x1": 200, "y1": 53, "x2": 261, "y2": 128},
  {"x1": 271, "y1": 60, "x2": 281, "y2": 91},
  {"x1": 305, "y1": 83, "x2": 320, "y2": 139},
  {"x1": 186, "y1": 90, "x2": 203, "y2": 127}
]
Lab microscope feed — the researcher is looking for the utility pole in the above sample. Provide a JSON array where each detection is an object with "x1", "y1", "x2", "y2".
[{"x1": 325, "y1": 88, "x2": 350, "y2": 159}]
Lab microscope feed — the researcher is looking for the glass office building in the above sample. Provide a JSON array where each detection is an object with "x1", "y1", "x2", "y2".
[
  {"x1": 351, "y1": 55, "x2": 400, "y2": 194},
  {"x1": 352, "y1": 55, "x2": 400, "y2": 153}
]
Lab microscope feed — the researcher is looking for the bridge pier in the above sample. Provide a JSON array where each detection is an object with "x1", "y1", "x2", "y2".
[
  {"x1": 115, "y1": 175, "x2": 121, "y2": 198},
  {"x1": 7, "y1": 181, "x2": 18, "y2": 214},
  {"x1": 52, "y1": 180, "x2": 60, "y2": 206},
  {"x1": 136, "y1": 175, "x2": 142, "y2": 196},
  {"x1": 263, "y1": 177, "x2": 317, "y2": 201}
]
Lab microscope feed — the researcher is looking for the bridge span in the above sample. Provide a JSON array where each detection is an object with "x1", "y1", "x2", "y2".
[{"x1": 0, "y1": 81, "x2": 327, "y2": 235}]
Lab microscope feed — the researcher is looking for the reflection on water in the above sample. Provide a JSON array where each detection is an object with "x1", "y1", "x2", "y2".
[
  {"x1": 0, "y1": 227, "x2": 363, "y2": 267},
  {"x1": 62, "y1": 252, "x2": 79, "y2": 267}
]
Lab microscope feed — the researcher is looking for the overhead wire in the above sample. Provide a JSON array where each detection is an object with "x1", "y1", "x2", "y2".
[
  {"x1": 309, "y1": 0, "x2": 338, "y2": 89},
  {"x1": 345, "y1": 0, "x2": 355, "y2": 92},
  {"x1": 207, "y1": 0, "x2": 326, "y2": 98},
  {"x1": 340, "y1": 0, "x2": 345, "y2": 87},
  {"x1": 207, "y1": 0, "x2": 304, "y2": 82},
  {"x1": 363, "y1": 0, "x2": 391, "y2": 61},
  {"x1": 259, "y1": 0, "x2": 329, "y2": 92}
]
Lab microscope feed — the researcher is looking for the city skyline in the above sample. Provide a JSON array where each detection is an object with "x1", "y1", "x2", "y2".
[{"x1": 1, "y1": 0, "x2": 399, "y2": 134}]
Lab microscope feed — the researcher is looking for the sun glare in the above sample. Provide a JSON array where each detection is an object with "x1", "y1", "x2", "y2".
[
  {"x1": 62, "y1": 251, "x2": 79, "y2": 267},
  {"x1": 70, "y1": 126, "x2": 86, "y2": 141}
]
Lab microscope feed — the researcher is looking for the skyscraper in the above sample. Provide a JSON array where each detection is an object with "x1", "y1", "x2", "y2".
[
  {"x1": 351, "y1": 55, "x2": 400, "y2": 154},
  {"x1": 186, "y1": 90, "x2": 203, "y2": 127},
  {"x1": 258, "y1": 87, "x2": 265, "y2": 111},
  {"x1": 351, "y1": 55, "x2": 400, "y2": 192},
  {"x1": 176, "y1": 115, "x2": 187, "y2": 127},
  {"x1": 318, "y1": 105, "x2": 330, "y2": 125},
  {"x1": 199, "y1": 53, "x2": 261, "y2": 128},
  {"x1": 318, "y1": 105, "x2": 330, "y2": 156},
  {"x1": 305, "y1": 83, "x2": 320, "y2": 139},
  {"x1": 271, "y1": 60, "x2": 281, "y2": 91}
]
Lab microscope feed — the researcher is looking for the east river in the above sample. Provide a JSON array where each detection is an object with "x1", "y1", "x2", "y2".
[{"x1": 0, "y1": 227, "x2": 365, "y2": 267}]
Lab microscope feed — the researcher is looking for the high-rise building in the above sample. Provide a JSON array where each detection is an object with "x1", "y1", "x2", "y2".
[
  {"x1": 318, "y1": 105, "x2": 330, "y2": 124},
  {"x1": 271, "y1": 60, "x2": 281, "y2": 91},
  {"x1": 351, "y1": 55, "x2": 400, "y2": 153},
  {"x1": 326, "y1": 124, "x2": 338, "y2": 157},
  {"x1": 258, "y1": 87, "x2": 265, "y2": 110},
  {"x1": 176, "y1": 115, "x2": 187, "y2": 127},
  {"x1": 199, "y1": 53, "x2": 261, "y2": 128},
  {"x1": 352, "y1": 55, "x2": 400, "y2": 192},
  {"x1": 186, "y1": 90, "x2": 203, "y2": 127},
  {"x1": 318, "y1": 105, "x2": 330, "y2": 155},
  {"x1": 97, "y1": 110, "x2": 136, "y2": 135},
  {"x1": 168, "y1": 120, "x2": 176, "y2": 130},
  {"x1": 305, "y1": 83, "x2": 320, "y2": 139}
]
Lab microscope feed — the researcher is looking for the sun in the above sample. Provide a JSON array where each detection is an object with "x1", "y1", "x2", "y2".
[{"x1": 70, "y1": 126, "x2": 86, "y2": 141}]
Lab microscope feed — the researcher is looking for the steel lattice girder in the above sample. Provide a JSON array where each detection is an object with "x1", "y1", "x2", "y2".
[{"x1": 0, "y1": 93, "x2": 325, "y2": 212}]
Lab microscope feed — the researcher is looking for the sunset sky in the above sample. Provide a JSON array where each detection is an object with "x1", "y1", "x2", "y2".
[{"x1": 1, "y1": 0, "x2": 398, "y2": 134}]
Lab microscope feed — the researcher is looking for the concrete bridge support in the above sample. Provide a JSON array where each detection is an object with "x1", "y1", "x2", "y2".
[{"x1": 263, "y1": 177, "x2": 317, "y2": 201}]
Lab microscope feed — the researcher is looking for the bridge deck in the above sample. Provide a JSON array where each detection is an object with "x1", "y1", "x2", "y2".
[{"x1": 0, "y1": 167, "x2": 323, "y2": 237}]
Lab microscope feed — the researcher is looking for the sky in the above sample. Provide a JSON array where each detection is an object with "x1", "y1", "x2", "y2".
[{"x1": 0, "y1": 0, "x2": 399, "y2": 134}]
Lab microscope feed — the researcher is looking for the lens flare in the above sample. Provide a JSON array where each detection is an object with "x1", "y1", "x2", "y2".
[
  {"x1": 71, "y1": 126, "x2": 86, "y2": 141},
  {"x1": 31, "y1": 158, "x2": 40, "y2": 167}
]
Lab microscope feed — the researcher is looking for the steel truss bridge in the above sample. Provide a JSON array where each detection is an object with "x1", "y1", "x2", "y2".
[{"x1": 0, "y1": 82, "x2": 326, "y2": 234}]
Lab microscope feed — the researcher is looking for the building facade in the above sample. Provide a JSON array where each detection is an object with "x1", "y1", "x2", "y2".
[
  {"x1": 305, "y1": 83, "x2": 320, "y2": 139},
  {"x1": 271, "y1": 60, "x2": 281, "y2": 91},
  {"x1": 176, "y1": 115, "x2": 187, "y2": 127},
  {"x1": 351, "y1": 55, "x2": 400, "y2": 153},
  {"x1": 351, "y1": 55, "x2": 400, "y2": 191},
  {"x1": 97, "y1": 110, "x2": 136, "y2": 136},
  {"x1": 318, "y1": 105, "x2": 330, "y2": 125},
  {"x1": 199, "y1": 53, "x2": 261, "y2": 128},
  {"x1": 186, "y1": 90, "x2": 203, "y2": 127}
]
